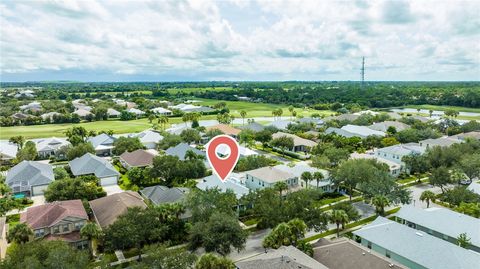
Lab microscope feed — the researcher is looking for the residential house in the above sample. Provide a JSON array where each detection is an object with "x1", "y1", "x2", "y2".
[
  {"x1": 395, "y1": 206, "x2": 480, "y2": 253},
  {"x1": 206, "y1": 124, "x2": 241, "y2": 139},
  {"x1": 341, "y1": 124, "x2": 386, "y2": 137},
  {"x1": 20, "y1": 200, "x2": 89, "y2": 249},
  {"x1": 73, "y1": 108, "x2": 93, "y2": 118},
  {"x1": 350, "y1": 152, "x2": 402, "y2": 177},
  {"x1": 271, "y1": 132, "x2": 317, "y2": 153},
  {"x1": 69, "y1": 153, "x2": 119, "y2": 186},
  {"x1": 40, "y1": 112, "x2": 62, "y2": 121},
  {"x1": 165, "y1": 143, "x2": 209, "y2": 167},
  {"x1": 268, "y1": 120, "x2": 292, "y2": 130},
  {"x1": 274, "y1": 163, "x2": 332, "y2": 192},
  {"x1": 197, "y1": 173, "x2": 249, "y2": 199},
  {"x1": 126, "y1": 108, "x2": 145, "y2": 117},
  {"x1": 369, "y1": 121, "x2": 410, "y2": 132},
  {"x1": 20, "y1": 102, "x2": 42, "y2": 112},
  {"x1": 313, "y1": 238, "x2": 406, "y2": 269},
  {"x1": 89, "y1": 191, "x2": 147, "y2": 229},
  {"x1": 165, "y1": 125, "x2": 191, "y2": 135},
  {"x1": 151, "y1": 107, "x2": 172, "y2": 116},
  {"x1": 374, "y1": 143, "x2": 425, "y2": 173},
  {"x1": 216, "y1": 144, "x2": 257, "y2": 158},
  {"x1": 169, "y1": 104, "x2": 214, "y2": 113},
  {"x1": 297, "y1": 117, "x2": 324, "y2": 128},
  {"x1": 6, "y1": 161, "x2": 54, "y2": 196},
  {"x1": 32, "y1": 137, "x2": 70, "y2": 159},
  {"x1": 11, "y1": 112, "x2": 30, "y2": 123},
  {"x1": 140, "y1": 186, "x2": 190, "y2": 219},
  {"x1": 419, "y1": 137, "x2": 461, "y2": 149},
  {"x1": 325, "y1": 127, "x2": 359, "y2": 138},
  {"x1": 238, "y1": 122, "x2": 266, "y2": 132},
  {"x1": 0, "y1": 217, "x2": 6, "y2": 259},
  {"x1": 245, "y1": 166, "x2": 297, "y2": 191},
  {"x1": 119, "y1": 149, "x2": 155, "y2": 170},
  {"x1": 236, "y1": 245, "x2": 328, "y2": 269},
  {"x1": 450, "y1": 131, "x2": 480, "y2": 142},
  {"x1": 87, "y1": 133, "x2": 117, "y2": 156},
  {"x1": 324, "y1": 113, "x2": 360, "y2": 122},
  {"x1": 0, "y1": 141, "x2": 18, "y2": 164},
  {"x1": 408, "y1": 115, "x2": 430, "y2": 123},
  {"x1": 353, "y1": 217, "x2": 480, "y2": 269},
  {"x1": 129, "y1": 129, "x2": 164, "y2": 149},
  {"x1": 107, "y1": 108, "x2": 121, "y2": 118}
]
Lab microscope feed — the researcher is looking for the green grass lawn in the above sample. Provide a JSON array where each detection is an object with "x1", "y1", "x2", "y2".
[{"x1": 0, "y1": 100, "x2": 335, "y2": 139}]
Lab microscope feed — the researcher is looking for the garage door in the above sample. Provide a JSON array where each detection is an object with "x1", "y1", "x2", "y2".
[
  {"x1": 100, "y1": 176, "x2": 118, "y2": 186},
  {"x1": 32, "y1": 185, "x2": 48, "y2": 196}
]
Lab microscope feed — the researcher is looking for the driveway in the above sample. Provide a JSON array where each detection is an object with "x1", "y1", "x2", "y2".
[{"x1": 103, "y1": 185, "x2": 124, "y2": 195}]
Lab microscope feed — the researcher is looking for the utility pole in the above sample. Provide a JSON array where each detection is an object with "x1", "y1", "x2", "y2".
[{"x1": 360, "y1": 57, "x2": 365, "y2": 90}]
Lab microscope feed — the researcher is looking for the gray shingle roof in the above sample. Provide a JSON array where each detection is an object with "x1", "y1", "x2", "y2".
[
  {"x1": 140, "y1": 185, "x2": 189, "y2": 205},
  {"x1": 325, "y1": 127, "x2": 360, "y2": 138},
  {"x1": 69, "y1": 153, "x2": 119, "y2": 178},
  {"x1": 87, "y1": 133, "x2": 117, "y2": 149},
  {"x1": 369, "y1": 121, "x2": 410, "y2": 132},
  {"x1": 396, "y1": 206, "x2": 480, "y2": 248},
  {"x1": 6, "y1": 161, "x2": 54, "y2": 187},
  {"x1": 197, "y1": 173, "x2": 249, "y2": 199},
  {"x1": 236, "y1": 245, "x2": 328, "y2": 269},
  {"x1": 353, "y1": 217, "x2": 480, "y2": 269},
  {"x1": 246, "y1": 166, "x2": 295, "y2": 183},
  {"x1": 165, "y1": 143, "x2": 205, "y2": 160},
  {"x1": 297, "y1": 117, "x2": 324, "y2": 125},
  {"x1": 238, "y1": 122, "x2": 266, "y2": 132}
]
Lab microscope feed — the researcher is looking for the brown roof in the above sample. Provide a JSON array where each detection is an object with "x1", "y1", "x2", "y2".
[
  {"x1": 313, "y1": 239, "x2": 406, "y2": 269},
  {"x1": 119, "y1": 149, "x2": 155, "y2": 167},
  {"x1": 20, "y1": 200, "x2": 88, "y2": 230},
  {"x1": 206, "y1": 124, "x2": 241, "y2": 136},
  {"x1": 44, "y1": 231, "x2": 83, "y2": 242},
  {"x1": 89, "y1": 191, "x2": 147, "y2": 228}
]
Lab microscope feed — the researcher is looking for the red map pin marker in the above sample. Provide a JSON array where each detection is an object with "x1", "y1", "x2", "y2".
[{"x1": 206, "y1": 135, "x2": 240, "y2": 182}]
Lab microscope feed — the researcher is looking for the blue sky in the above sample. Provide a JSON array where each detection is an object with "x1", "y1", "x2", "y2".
[{"x1": 1, "y1": 0, "x2": 479, "y2": 82}]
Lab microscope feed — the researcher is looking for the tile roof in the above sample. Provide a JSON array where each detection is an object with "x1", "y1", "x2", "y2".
[
  {"x1": 32, "y1": 137, "x2": 70, "y2": 152},
  {"x1": 369, "y1": 121, "x2": 410, "y2": 132},
  {"x1": 89, "y1": 191, "x2": 147, "y2": 228},
  {"x1": 140, "y1": 185, "x2": 189, "y2": 205},
  {"x1": 120, "y1": 149, "x2": 155, "y2": 167},
  {"x1": 20, "y1": 199, "x2": 87, "y2": 230},
  {"x1": 69, "y1": 153, "x2": 119, "y2": 178},
  {"x1": 87, "y1": 133, "x2": 117, "y2": 149},
  {"x1": 353, "y1": 217, "x2": 480, "y2": 269},
  {"x1": 6, "y1": 161, "x2": 54, "y2": 187},
  {"x1": 107, "y1": 108, "x2": 121, "y2": 116},
  {"x1": 246, "y1": 166, "x2": 295, "y2": 183},
  {"x1": 396, "y1": 206, "x2": 480, "y2": 248},
  {"x1": 206, "y1": 124, "x2": 241, "y2": 136}
]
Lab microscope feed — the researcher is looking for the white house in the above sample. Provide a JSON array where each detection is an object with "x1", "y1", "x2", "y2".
[
  {"x1": 129, "y1": 130, "x2": 164, "y2": 149},
  {"x1": 151, "y1": 107, "x2": 172, "y2": 116}
]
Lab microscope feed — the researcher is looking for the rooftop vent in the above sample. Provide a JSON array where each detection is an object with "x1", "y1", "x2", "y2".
[{"x1": 415, "y1": 232, "x2": 424, "y2": 237}]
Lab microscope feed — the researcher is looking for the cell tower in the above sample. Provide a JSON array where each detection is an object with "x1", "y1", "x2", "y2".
[{"x1": 360, "y1": 57, "x2": 365, "y2": 89}]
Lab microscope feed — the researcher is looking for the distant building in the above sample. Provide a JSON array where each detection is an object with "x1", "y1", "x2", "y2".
[
  {"x1": 350, "y1": 152, "x2": 402, "y2": 177},
  {"x1": 297, "y1": 117, "x2": 324, "y2": 128},
  {"x1": 324, "y1": 113, "x2": 359, "y2": 122},
  {"x1": 140, "y1": 185, "x2": 191, "y2": 219},
  {"x1": 395, "y1": 206, "x2": 480, "y2": 253},
  {"x1": 272, "y1": 132, "x2": 317, "y2": 153},
  {"x1": 6, "y1": 161, "x2": 54, "y2": 196},
  {"x1": 419, "y1": 137, "x2": 461, "y2": 149},
  {"x1": 129, "y1": 129, "x2": 164, "y2": 149},
  {"x1": 238, "y1": 122, "x2": 266, "y2": 132},
  {"x1": 165, "y1": 143, "x2": 209, "y2": 167},
  {"x1": 353, "y1": 217, "x2": 480, "y2": 269},
  {"x1": 126, "y1": 108, "x2": 145, "y2": 116},
  {"x1": 0, "y1": 141, "x2": 18, "y2": 164},
  {"x1": 369, "y1": 121, "x2": 410, "y2": 132},
  {"x1": 20, "y1": 200, "x2": 89, "y2": 249},
  {"x1": 73, "y1": 108, "x2": 93, "y2": 118},
  {"x1": 341, "y1": 124, "x2": 386, "y2": 137},
  {"x1": 206, "y1": 124, "x2": 241, "y2": 139},
  {"x1": 151, "y1": 107, "x2": 172, "y2": 116},
  {"x1": 32, "y1": 137, "x2": 70, "y2": 159},
  {"x1": 40, "y1": 112, "x2": 62, "y2": 121},
  {"x1": 268, "y1": 120, "x2": 292, "y2": 130},
  {"x1": 107, "y1": 108, "x2": 121, "y2": 118},
  {"x1": 274, "y1": 163, "x2": 332, "y2": 192},
  {"x1": 374, "y1": 143, "x2": 425, "y2": 173}
]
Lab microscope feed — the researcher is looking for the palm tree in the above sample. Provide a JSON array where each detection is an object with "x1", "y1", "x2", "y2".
[
  {"x1": 429, "y1": 109, "x2": 433, "y2": 118},
  {"x1": 158, "y1": 116, "x2": 169, "y2": 130},
  {"x1": 185, "y1": 149, "x2": 199, "y2": 161},
  {"x1": 273, "y1": 181, "x2": 288, "y2": 200},
  {"x1": 271, "y1": 110, "x2": 277, "y2": 120},
  {"x1": 420, "y1": 190, "x2": 436, "y2": 208},
  {"x1": 148, "y1": 114, "x2": 156, "y2": 123},
  {"x1": 277, "y1": 108, "x2": 283, "y2": 119},
  {"x1": 330, "y1": 210, "x2": 349, "y2": 237},
  {"x1": 7, "y1": 223, "x2": 33, "y2": 244},
  {"x1": 313, "y1": 171, "x2": 324, "y2": 189},
  {"x1": 288, "y1": 106, "x2": 294, "y2": 120},
  {"x1": 457, "y1": 233, "x2": 471, "y2": 248},
  {"x1": 9, "y1": 135, "x2": 25, "y2": 149},
  {"x1": 80, "y1": 222, "x2": 102, "y2": 255},
  {"x1": 292, "y1": 110, "x2": 297, "y2": 119},
  {"x1": 182, "y1": 114, "x2": 191, "y2": 127},
  {"x1": 240, "y1": 110, "x2": 247, "y2": 125},
  {"x1": 372, "y1": 195, "x2": 390, "y2": 216},
  {"x1": 301, "y1": 171, "x2": 313, "y2": 189}
]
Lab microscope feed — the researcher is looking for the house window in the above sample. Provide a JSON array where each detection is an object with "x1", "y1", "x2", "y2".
[
  {"x1": 35, "y1": 229, "x2": 45, "y2": 237},
  {"x1": 62, "y1": 224, "x2": 69, "y2": 232},
  {"x1": 386, "y1": 250, "x2": 391, "y2": 258},
  {"x1": 75, "y1": 222, "x2": 84, "y2": 230},
  {"x1": 53, "y1": 226, "x2": 60, "y2": 234},
  {"x1": 367, "y1": 241, "x2": 372, "y2": 249}
]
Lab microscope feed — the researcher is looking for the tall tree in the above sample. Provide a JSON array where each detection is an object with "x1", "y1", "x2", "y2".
[
  {"x1": 158, "y1": 116, "x2": 169, "y2": 130},
  {"x1": 372, "y1": 194, "x2": 390, "y2": 216},
  {"x1": 301, "y1": 171, "x2": 313, "y2": 189},
  {"x1": 9, "y1": 135, "x2": 25, "y2": 149},
  {"x1": 131, "y1": 244, "x2": 197, "y2": 269},
  {"x1": 80, "y1": 222, "x2": 102, "y2": 255},
  {"x1": 271, "y1": 136, "x2": 294, "y2": 156},
  {"x1": 330, "y1": 210, "x2": 349, "y2": 237},
  {"x1": 313, "y1": 171, "x2": 325, "y2": 189},
  {"x1": 7, "y1": 223, "x2": 33, "y2": 244},
  {"x1": 430, "y1": 166, "x2": 452, "y2": 193},
  {"x1": 240, "y1": 110, "x2": 247, "y2": 125},
  {"x1": 420, "y1": 190, "x2": 436, "y2": 208},
  {"x1": 113, "y1": 136, "x2": 144, "y2": 155},
  {"x1": 15, "y1": 141, "x2": 37, "y2": 161},
  {"x1": 195, "y1": 253, "x2": 235, "y2": 269}
]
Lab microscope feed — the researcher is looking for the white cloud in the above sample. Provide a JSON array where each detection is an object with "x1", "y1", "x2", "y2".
[{"x1": 0, "y1": 0, "x2": 479, "y2": 81}]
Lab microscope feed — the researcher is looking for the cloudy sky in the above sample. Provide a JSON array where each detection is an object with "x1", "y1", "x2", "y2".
[{"x1": 1, "y1": 0, "x2": 479, "y2": 82}]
